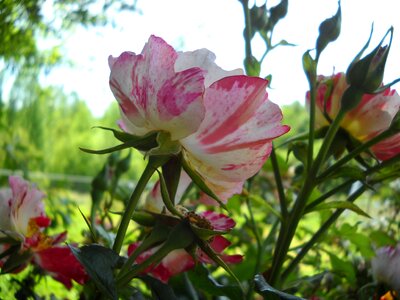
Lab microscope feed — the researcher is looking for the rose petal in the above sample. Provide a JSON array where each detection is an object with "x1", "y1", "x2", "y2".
[
  {"x1": 34, "y1": 246, "x2": 88, "y2": 289},
  {"x1": 371, "y1": 133, "x2": 400, "y2": 161},
  {"x1": 342, "y1": 88, "x2": 400, "y2": 140},
  {"x1": 175, "y1": 48, "x2": 243, "y2": 87},
  {"x1": 8, "y1": 176, "x2": 46, "y2": 236},
  {"x1": 110, "y1": 35, "x2": 206, "y2": 140},
  {"x1": 181, "y1": 76, "x2": 289, "y2": 201},
  {"x1": 199, "y1": 211, "x2": 235, "y2": 231}
]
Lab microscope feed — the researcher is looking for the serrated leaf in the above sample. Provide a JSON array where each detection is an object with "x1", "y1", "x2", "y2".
[
  {"x1": 70, "y1": 244, "x2": 123, "y2": 300},
  {"x1": 305, "y1": 200, "x2": 371, "y2": 218},
  {"x1": 254, "y1": 274, "x2": 305, "y2": 299}
]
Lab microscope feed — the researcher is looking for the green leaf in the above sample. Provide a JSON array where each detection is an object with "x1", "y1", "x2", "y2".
[
  {"x1": 287, "y1": 142, "x2": 308, "y2": 167},
  {"x1": 369, "y1": 230, "x2": 396, "y2": 248},
  {"x1": 305, "y1": 200, "x2": 371, "y2": 218},
  {"x1": 70, "y1": 244, "x2": 123, "y2": 300},
  {"x1": 188, "y1": 264, "x2": 243, "y2": 300},
  {"x1": 327, "y1": 251, "x2": 356, "y2": 285},
  {"x1": 254, "y1": 274, "x2": 305, "y2": 299},
  {"x1": 325, "y1": 165, "x2": 365, "y2": 181}
]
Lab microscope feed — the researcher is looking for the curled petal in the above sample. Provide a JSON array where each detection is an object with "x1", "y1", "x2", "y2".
[
  {"x1": 33, "y1": 246, "x2": 88, "y2": 289},
  {"x1": 182, "y1": 76, "x2": 289, "y2": 202}
]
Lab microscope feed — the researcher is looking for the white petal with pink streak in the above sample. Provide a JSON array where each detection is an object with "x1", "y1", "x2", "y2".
[
  {"x1": 8, "y1": 176, "x2": 46, "y2": 237},
  {"x1": 109, "y1": 35, "x2": 206, "y2": 140},
  {"x1": 343, "y1": 90, "x2": 400, "y2": 140},
  {"x1": 181, "y1": 76, "x2": 289, "y2": 201}
]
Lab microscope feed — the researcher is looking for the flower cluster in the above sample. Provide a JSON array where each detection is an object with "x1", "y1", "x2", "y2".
[
  {"x1": 307, "y1": 72, "x2": 400, "y2": 160},
  {"x1": 0, "y1": 176, "x2": 87, "y2": 289},
  {"x1": 109, "y1": 35, "x2": 289, "y2": 203}
]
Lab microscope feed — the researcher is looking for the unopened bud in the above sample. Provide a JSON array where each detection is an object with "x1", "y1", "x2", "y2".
[{"x1": 346, "y1": 27, "x2": 393, "y2": 93}]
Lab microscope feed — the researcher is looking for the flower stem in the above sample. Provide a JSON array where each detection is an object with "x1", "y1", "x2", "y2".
[
  {"x1": 270, "y1": 146, "x2": 287, "y2": 218},
  {"x1": 112, "y1": 156, "x2": 169, "y2": 254},
  {"x1": 281, "y1": 185, "x2": 366, "y2": 282},
  {"x1": 268, "y1": 106, "x2": 347, "y2": 286}
]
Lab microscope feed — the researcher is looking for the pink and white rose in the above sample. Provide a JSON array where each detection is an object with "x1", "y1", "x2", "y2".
[
  {"x1": 307, "y1": 72, "x2": 400, "y2": 160},
  {"x1": 109, "y1": 35, "x2": 289, "y2": 203},
  {"x1": 0, "y1": 176, "x2": 87, "y2": 288}
]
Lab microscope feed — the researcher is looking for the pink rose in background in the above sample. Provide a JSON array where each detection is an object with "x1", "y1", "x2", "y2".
[
  {"x1": 371, "y1": 244, "x2": 400, "y2": 292},
  {"x1": 128, "y1": 210, "x2": 242, "y2": 283},
  {"x1": 109, "y1": 35, "x2": 289, "y2": 203},
  {"x1": 0, "y1": 176, "x2": 87, "y2": 289},
  {"x1": 307, "y1": 72, "x2": 400, "y2": 160}
]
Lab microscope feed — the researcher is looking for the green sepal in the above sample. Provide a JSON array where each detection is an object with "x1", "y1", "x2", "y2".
[
  {"x1": 117, "y1": 220, "x2": 195, "y2": 287},
  {"x1": 302, "y1": 50, "x2": 317, "y2": 85},
  {"x1": 254, "y1": 274, "x2": 305, "y2": 300},
  {"x1": 161, "y1": 156, "x2": 182, "y2": 204},
  {"x1": 189, "y1": 224, "x2": 229, "y2": 241},
  {"x1": 147, "y1": 131, "x2": 181, "y2": 156},
  {"x1": 157, "y1": 169, "x2": 184, "y2": 218},
  {"x1": 196, "y1": 238, "x2": 244, "y2": 294},
  {"x1": 117, "y1": 221, "x2": 172, "y2": 282},
  {"x1": 346, "y1": 26, "x2": 393, "y2": 92},
  {"x1": 181, "y1": 154, "x2": 227, "y2": 210},
  {"x1": 80, "y1": 128, "x2": 158, "y2": 155}
]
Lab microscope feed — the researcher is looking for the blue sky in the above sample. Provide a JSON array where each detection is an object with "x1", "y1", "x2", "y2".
[{"x1": 41, "y1": 0, "x2": 400, "y2": 117}]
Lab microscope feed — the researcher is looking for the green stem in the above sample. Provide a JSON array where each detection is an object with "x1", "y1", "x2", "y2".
[
  {"x1": 241, "y1": 0, "x2": 252, "y2": 61},
  {"x1": 112, "y1": 156, "x2": 169, "y2": 254},
  {"x1": 268, "y1": 108, "x2": 346, "y2": 286},
  {"x1": 281, "y1": 185, "x2": 366, "y2": 282},
  {"x1": 270, "y1": 146, "x2": 287, "y2": 218}
]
